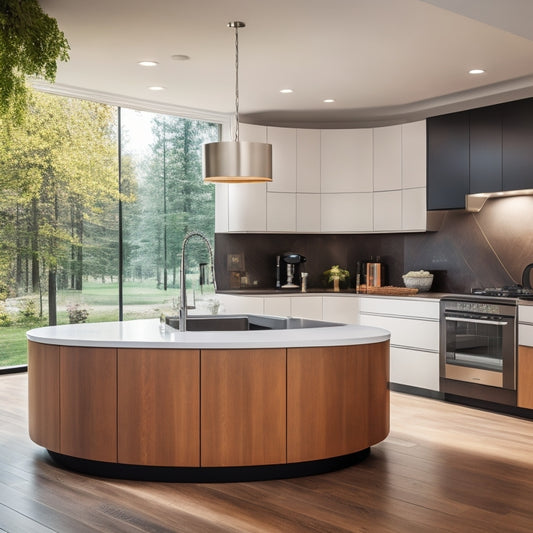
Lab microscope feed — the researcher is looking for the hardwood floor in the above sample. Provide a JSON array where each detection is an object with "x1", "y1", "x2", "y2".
[{"x1": 2, "y1": 372, "x2": 533, "y2": 532}]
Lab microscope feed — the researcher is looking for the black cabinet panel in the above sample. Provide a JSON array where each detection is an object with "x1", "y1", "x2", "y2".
[
  {"x1": 470, "y1": 105, "x2": 502, "y2": 194},
  {"x1": 502, "y1": 98, "x2": 533, "y2": 191},
  {"x1": 427, "y1": 112, "x2": 470, "y2": 210}
]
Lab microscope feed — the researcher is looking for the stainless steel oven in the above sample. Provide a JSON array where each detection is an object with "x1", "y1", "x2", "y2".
[{"x1": 440, "y1": 295, "x2": 517, "y2": 406}]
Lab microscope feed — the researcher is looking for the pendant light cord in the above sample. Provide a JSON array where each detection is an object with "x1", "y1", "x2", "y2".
[{"x1": 234, "y1": 23, "x2": 240, "y2": 142}]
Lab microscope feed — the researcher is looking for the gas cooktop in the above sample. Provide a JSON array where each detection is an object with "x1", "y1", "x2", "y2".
[{"x1": 471, "y1": 286, "x2": 533, "y2": 300}]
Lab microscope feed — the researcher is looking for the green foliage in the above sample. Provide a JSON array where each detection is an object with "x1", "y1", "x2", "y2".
[
  {"x1": 123, "y1": 113, "x2": 218, "y2": 288},
  {"x1": 18, "y1": 298, "x2": 38, "y2": 321},
  {"x1": 323, "y1": 265, "x2": 350, "y2": 282},
  {"x1": 0, "y1": 88, "x2": 120, "y2": 302},
  {"x1": 0, "y1": 303, "x2": 12, "y2": 326},
  {"x1": 0, "y1": 281, "x2": 7, "y2": 301},
  {"x1": 66, "y1": 303, "x2": 89, "y2": 324},
  {"x1": 0, "y1": 0, "x2": 70, "y2": 121}
]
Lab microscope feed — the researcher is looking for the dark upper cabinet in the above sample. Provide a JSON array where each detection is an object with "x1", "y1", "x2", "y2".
[
  {"x1": 502, "y1": 98, "x2": 533, "y2": 191},
  {"x1": 427, "y1": 112, "x2": 470, "y2": 210},
  {"x1": 427, "y1": 97, "x2": 533, "y2": 210},
  {"x1": 470, "y1": 105, "x2": 502, "y2": 194}
]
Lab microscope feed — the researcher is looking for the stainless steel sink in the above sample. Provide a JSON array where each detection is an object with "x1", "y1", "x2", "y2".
[{"x1": 165, "y1": 314, "x2": 343, "y2": 332}]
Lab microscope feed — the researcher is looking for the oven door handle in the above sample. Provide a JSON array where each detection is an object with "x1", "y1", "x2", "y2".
[{"x1": 445, "y1": 316, "x2": 509, "y2": 326}]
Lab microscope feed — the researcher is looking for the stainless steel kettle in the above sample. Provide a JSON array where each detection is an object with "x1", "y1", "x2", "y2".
[{"x1": 522, "y1": 263, "x2": 533, "y2": 290}]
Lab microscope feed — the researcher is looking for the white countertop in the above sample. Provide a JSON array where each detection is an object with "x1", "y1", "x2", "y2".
[
  {"x1": 220, "y1": 290, "x2": 446, "y2": 301},
  {"x1": 26, "y1": 318, "x2": 390, "y2": 350}
]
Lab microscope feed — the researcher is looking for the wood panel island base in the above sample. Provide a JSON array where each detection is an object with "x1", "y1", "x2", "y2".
[{"x1": 27, "y1": 318, "x2": 390, "y2": 482}]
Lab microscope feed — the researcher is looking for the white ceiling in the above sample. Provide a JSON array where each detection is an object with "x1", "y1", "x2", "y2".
[{"x1": 37, "y1": 0, "x2": 533, "y2": 127}]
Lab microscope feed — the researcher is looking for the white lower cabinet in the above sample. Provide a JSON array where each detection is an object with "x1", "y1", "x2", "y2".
[
  {"x1": 290, "y1": 296, "x2": 323, "y2": 320},
  {"x1": 322, "y1": 296, "x2": 359, "y2": 324},
  {"x1": 359, "y1": 296, "x2": 440, "y2": 392},
  {"x1": 519, "y1": 324, "x2": 533, "y2": 347},
  {"x1": 217, "y1": 294, "x2": 264, "y2": 315},
  {"x1": 359, "y1": 314, "x2": 439, "y2": 352},
  {"x1": 216, "y1": 293, "x2": 441, "y2": 392},
  {"x1": 390, "y1": 347, "x2": 440, "y2": 391},
  {"x1": 519, "y1": 305, "x2": 533, "y2": 347},
  {"x1": 263, "y1": 296, "x2": 291, "y2": 317}
]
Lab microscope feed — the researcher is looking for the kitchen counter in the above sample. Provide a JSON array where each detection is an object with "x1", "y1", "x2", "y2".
[
  {"x1": 218, "y1": 289, "x2": 448, "y2": 301},
  {"x1": 27, "y1": 317, "x2": 390, "y2": 482},
  {"x1": 26, "y1": 317, "x2": 390, "y2": 349}
]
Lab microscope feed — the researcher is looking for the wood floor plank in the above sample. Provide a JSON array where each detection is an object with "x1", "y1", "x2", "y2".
[{"x1": 2, "y1": 372, "x2": 533, "y2": 532}]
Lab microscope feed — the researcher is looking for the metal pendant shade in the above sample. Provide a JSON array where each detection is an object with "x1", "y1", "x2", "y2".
[
  {"x1": 203, "y1": 21, "x2": 272, "y2": 183},
  {"x1": 203, "y1": 141, "x2": 272, "y2": 183}
]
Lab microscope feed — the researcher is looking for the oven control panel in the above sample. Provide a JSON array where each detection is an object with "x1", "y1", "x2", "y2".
[{"x1": 441, "y1": 297, "x2": 517, "y2": 318}]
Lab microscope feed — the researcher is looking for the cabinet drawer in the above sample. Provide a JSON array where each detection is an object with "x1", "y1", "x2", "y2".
[
  {"x1": 390, "y1": 346, "x2": 440, "y2": 391},
  {"x1": 519, "y1": 324, "x2": 533, "y2": 347},
  {"x1": 359, "y1": 314, "x2": 439, "y2": 351},
  {"x1": 519, "y1": 305, "x2": 533, "y2": 324},
  {"x1": 358, "y1": 296, "x2": 440, "y2": 319}
]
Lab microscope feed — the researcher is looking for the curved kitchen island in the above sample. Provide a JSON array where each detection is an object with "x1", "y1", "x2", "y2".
[{"x1": 27, "y1": 316, "x2": 390, "y2": 482}]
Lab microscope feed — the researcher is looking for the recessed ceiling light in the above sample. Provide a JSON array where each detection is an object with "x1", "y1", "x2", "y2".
[
  {"x1": 148, "y1": 86, "x2": 165, "y2": 91},
  {"x1": 469, "y1": 69, "x2": 485, "y2": 75},
  {"x1": 138, "y1": 61, "x2": 158, "y2": 67},
  {"x1": 280, "y1": 88, "x2": 294, "y2": 94},
  {"x1": 323, "y1": 98, "x2": 335, "y2": 103},
  {"x1": 171, "y1": 54, "x2": 190, "y2": 61}
]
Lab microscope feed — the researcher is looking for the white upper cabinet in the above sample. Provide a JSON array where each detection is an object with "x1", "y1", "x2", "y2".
[
  {"x1": 321, "y1": 129, "x2": 373, "y2": 193},
  {"x1": 227, "y1": 123, "x2": 267, "y2": 232},
  {"x1": 402, "y1": 120, "x2": 427, "y2": 189},
  {"x1": 373, "y1": 125, "x2": 402, "y2": 191},
  {"x1": 266, "y1": 192, "x2": 296, "y2": 232},
  {"x1": 214, "y1": 183, "x2": 229, "y2": 232},
  {"x1": 373, "y1": 190, "x2": 402, "y2": 232},
  {"x1": 228, "y1": 183, "x2": 267, "y2": 232},
  {"x1": 297, "y1": 193, "x2": 321, "y2": 233},
  {"x1": 220, "y1": 121, "x2": 427, "y2": 234},
  {"x1": 402, "y1": 187, "x2": 427, "y2": 231},
  {"x1": 296, "y1": 129, "x2": 321, "y2": 193},
  {"x1": 321, "y1": 193, "x2": 373, "y2": 233},
  {"x1": 267, "y1": 127, "x2": 297, "y2": 193},
  {"x1": 239, "y1": 123, "x2": 267, "y2": 143}
]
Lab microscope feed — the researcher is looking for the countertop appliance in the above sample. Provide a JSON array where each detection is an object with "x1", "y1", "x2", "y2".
[
  {"x1": 281, "y1": 252, "x2": 306, "y2": 289},
  {"x1": 440, "y1": 294, "x2": 518, "y2": 406},
  {"x1": 471, "y1": 285, "x2": 533, "y2": 299},
  {"x1": 355, "y1": 257, "x2": 385, "y2": 292}
]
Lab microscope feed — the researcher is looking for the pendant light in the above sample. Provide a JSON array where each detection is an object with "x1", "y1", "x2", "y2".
[{"x1": 203, "y1": 21, "x2": 272, "y2": 183}]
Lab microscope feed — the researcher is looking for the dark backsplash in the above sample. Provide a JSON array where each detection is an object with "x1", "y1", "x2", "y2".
[{"x1": 215, "y1": 195, "x2": 533, "y2": 294}]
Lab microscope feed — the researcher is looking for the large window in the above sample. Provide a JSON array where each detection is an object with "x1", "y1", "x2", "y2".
[
  {"x1": 0, "y1": 90, "x2": 219, "y2": 368},
  {"x1": 120, "y1": 109, "x2": 218, "y2": 321}
]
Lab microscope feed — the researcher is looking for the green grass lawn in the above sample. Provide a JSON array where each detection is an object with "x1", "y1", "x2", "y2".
[
  {"x1": 0, "y1": 279, "x2": 215, "y2": 368},
  {"x1": 0, "y1": 325, "x2": 44, "y2": 367}
]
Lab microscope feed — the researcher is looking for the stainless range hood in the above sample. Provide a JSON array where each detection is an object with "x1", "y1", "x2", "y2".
[{"x1": 466, "y1": 189, "x2": 533, "y2": 212}]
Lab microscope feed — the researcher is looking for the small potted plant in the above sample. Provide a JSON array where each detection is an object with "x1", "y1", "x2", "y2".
[{"x1": 323, "y1": 265, "x2": 350, "y2": 292}]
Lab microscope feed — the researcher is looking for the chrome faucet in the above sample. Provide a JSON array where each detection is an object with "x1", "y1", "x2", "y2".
[{"x1": 179, "y1": 231, "x2": 217, "y2": 332}]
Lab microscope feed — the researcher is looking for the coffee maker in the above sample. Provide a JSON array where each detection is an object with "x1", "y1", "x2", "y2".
[{"x1": 278, "y1": 252, "x2": 306, "y2": 289}]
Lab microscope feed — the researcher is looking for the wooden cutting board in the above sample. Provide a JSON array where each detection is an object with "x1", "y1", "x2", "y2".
[{"x1": 360, "y1": 285, "x2": 419, "y2": 296}]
